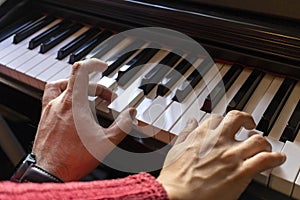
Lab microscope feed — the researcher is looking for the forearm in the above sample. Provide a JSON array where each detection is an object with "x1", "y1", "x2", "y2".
[{"x1": 0, "y1": 173, "x2": 168, "y2": 200}]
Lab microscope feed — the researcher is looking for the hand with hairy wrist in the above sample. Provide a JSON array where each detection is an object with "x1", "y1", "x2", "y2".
[
  {"x1": 157, "y1": 111, "x2": 286, "y2": 200},
  {"x1": 32, "y1": 58, "x2": 136, "y2": 182}
]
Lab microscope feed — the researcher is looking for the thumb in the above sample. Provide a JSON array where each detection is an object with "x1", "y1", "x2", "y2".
[{"x1": 105, "y1": 107, "x2": 137, "y2": 145}]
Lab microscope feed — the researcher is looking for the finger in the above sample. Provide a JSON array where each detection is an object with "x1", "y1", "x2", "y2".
[
  {"x1": 200, "y1": 114, "x2": 224, "y2": 130},
  {"x1": 242, "y1": 151, "x2": 286, "y2": 178},
  {"x1": 88, "y1": 83, "x2": 115, "y2": 102},
  {"x1": 42, "y1": 80, "x2": 68, "y2": 107},
  {"x1": 173, "y1": 118, "x2": 198, "y2": 145},
  {"x1": 234, "y1": 134, "x2": 271, "y2": 160},
  {"x1": 66, "y1": 58, "x2": 108, "y2": 100},
  {"x1": 105, "y1": 107, "x2": 137, "y2": 145},
  {"x1": 216, "y1": 110, "x2": 256, "y2": 139}
]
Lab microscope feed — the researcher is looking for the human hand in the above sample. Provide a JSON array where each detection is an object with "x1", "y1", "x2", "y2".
[
  {"x1": 32, "y1": 58, "x2": 136, "y2": 182},
  {"x1": 157, "y1": 111, "x2": 286, "y2": 200}
]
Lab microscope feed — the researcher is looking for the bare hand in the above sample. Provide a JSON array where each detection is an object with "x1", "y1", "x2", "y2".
[
  {"x1": 32, "y1": 58, "x2": 136, "y2": 182},
  {"x1": 157, "y1": 111, "x2": 286, "y2": 200}
]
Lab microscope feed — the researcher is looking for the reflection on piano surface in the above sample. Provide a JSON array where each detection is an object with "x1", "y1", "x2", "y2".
[{"x1": 0, "y1": 0, "x2": 299, "y2": 199}]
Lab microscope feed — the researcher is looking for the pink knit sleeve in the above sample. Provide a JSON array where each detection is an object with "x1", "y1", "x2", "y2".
[{"x1": 0, "y1": 172, "x2": 169, "y2": 200}]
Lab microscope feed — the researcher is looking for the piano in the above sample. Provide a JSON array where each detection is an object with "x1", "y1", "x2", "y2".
[{"x1": 0, "y1": 0, "x2": 299, "y2": 199}]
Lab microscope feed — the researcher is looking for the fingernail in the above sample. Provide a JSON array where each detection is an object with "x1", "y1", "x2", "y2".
[
  {"x1": 187, "y1": 118, "x2": 194, "y2": 125},
  {"x1": 129, "y1": 108, "x2": 137, "y2": 119},
  {"x1": 280, "y1": 152, "x2": 287, "y2": 162}
]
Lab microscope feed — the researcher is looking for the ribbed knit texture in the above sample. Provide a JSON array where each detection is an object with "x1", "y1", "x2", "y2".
[{"x1": 0, "y1": 172, "x2": 169, "y2": 200}]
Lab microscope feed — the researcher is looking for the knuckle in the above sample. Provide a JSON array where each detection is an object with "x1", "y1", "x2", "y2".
[
  {"x1": 227, "y1": 110, "x2": 242, "y2": 118},
  {"x1": 220, "y1": 150, "x2": 239, "y2": 163},
  {"x1": 252, "y1": 134, "x2": 270, "y2": 149},
  {"x1": 45, "y1": 82, "x2": 55, "y2": 89}
]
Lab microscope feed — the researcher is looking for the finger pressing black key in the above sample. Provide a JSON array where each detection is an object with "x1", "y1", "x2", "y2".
[
  {"x1": 13, "y1": 15, "x2": 56, "y2": 44},
  {"x1": 226, "y1": 70, "x2": 264, "y2": 113},
  {"x1": 257, "y1": 78, "x2": 297, "y2": 136},
  {"x1": 280, "y1": 100, "x2": 300, "y2": 142}
]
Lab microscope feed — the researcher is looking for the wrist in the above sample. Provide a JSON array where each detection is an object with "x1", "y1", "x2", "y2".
[
  {"x1": 10, "y1": 153, "x2": 63, "y2": 183},
  {"x1": 157, "y1": 176, "x2": 178, "y2": 200}
]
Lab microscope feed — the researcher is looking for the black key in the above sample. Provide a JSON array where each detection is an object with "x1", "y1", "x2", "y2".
[
  {"x1": 102, "y1": 39, "x2": 145, "y2": 76},
  {"x1": 139, "y1": 52, "x2": 182, "y2": 95},
  {"x1": 69, "y1": 30, "x2": 113, "y2": 64},
  {"x1": 117, "y1": 47, "x2": 160, "y2": 86},
  {"x1": 40, "y1": 23, "x2": 83, "y2": 53},
  {"x1": 85, "y1": 35, "x2": 126, "y2": 60},
  {"x1": 280, "y1": 100, "x2": 300, "y2": 142},
  {"x1": 28, "y1": 20, "x2": 70, "y2": 49},
  {"x1": 157, "y1": 54, "x2": 198, "y2": 97},
  {"x1": 201, "y1": 64, "x2": 243, "y2": 113},
  {"x1": 0, "y1": 15, "x2": 42, "y2": 42},
  {"x1": 226, "y1": 70, "x2": 264, "y2": 113},
  {"x1": 256, "y1": 78, "x2": 297, "y2": 136},
  {"x1": 172, "y1": 57, "x2": 214, "y2": 102},
  {"x1": 57, "y1": 27, "x2": 99, "y2": 60},
  {"x1": 13, "y1": 16, "x2": 56, "y2": 44}
]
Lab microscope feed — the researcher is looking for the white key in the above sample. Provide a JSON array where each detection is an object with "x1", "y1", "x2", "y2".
[
  {"x1": 97, "y1": 76, "x2": 117, "y2": 90},
  {"x1": 0, "y1": 35, "x2": 14, "y2": 50},
  {"x1": 47, "y1": 66, "x2": 71, "y2": 82},
  {"x1": 287, "y1": 133, "x2": 300, "y2": 200},
  {"x1": 109, "y1": 86, "x2": 144, "y2": 113},
  {"x1": 109, "y1": 50, "x2": 168, "y2": 113},
  {"x1": 94, "y1": 76, "x2": 118, "y2": 113},
  {"x1": 213, "y1": 68, "x2": 252, "y2": 114},
  {"x1": 236, "y1": 76, "x2": 284, "y2": 140},
  {"x1": 1, "y1": 19, "x2": 62, "y2": 66},
  {"x1": 108, "y1": 49, "x2": 165, "y2": 113},
  {"x1": 0, "y1": 19, "x2": 62, "y2": 61},
  {"x1": 199, "y1": 113, "x2": 209, "y2": 123},
  {"x1": 1, "y1": 45, "x2": 29, "y2": 65},
  {"x1": 153, "y1": 63, "x2": 224, "y2": 132},
  {"x1": 38, "y1": 62, "x2": 70, "y2": 82},
  {"x1": 269, "y1": 141, "x2": 300, "y2": 196},
  {"x1": 6, "y1": 50, "x2": 37, "y2": 70},
  {"x1": 88, "y1": 38, "x2": 132, "y2": 82},
  {"x1": 26, "y1": 26, "x2": 89, "y2": 78},
  {"x1": 268, "y1": 81, "x2": 300, "y2": 140},
  {"x1": 170, "y1": 103, "x2": 206, "y2": 136},
  {"x1": 136, "y1": 97, "x2": 153, "y2": 118},
  {"x1": 251, "y1": 76, "x2": 284, "y2": 124},
  {"x1": 170, "y1": 65, "x2": 230, "y2": 135},
  {"x1": 243, "y1": 74, "x2": 274, "y2": 113},
  {"x1": 138, "y1": 95, "x2": 172, "y2": 125},
  {"x1": 293, "y1": 165, "x2": 300, "y2": 199},
  {"x1": 254, "y1": 137, "x2": 284, "y2": 185},
  {"x1": 294, "y1": 129, "x2": 300, "y2": 145}
]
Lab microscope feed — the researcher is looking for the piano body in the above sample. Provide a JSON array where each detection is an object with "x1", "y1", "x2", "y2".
[{"x1": 0, "y1": 0, "x2": 299, "y2": 199}]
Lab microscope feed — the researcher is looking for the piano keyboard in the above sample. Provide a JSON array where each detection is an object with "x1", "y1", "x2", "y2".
[{"x1": 0, "y1": 14, "x2": 300, "y2": 199}]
